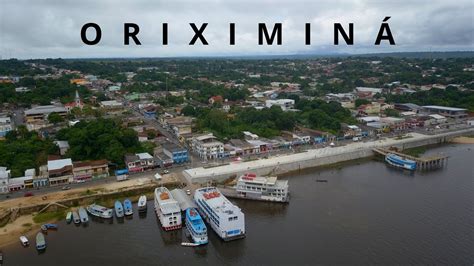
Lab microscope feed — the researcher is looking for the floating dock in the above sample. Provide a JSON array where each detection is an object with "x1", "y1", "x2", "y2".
[{"x1": 373, "y1": 147, "x2": 448, "y2": 170}]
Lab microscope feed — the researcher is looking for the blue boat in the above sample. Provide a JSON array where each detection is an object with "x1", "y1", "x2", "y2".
[
  {"x1": 114, "y1": 201, "x2": 124, "y2": 218},
  {"x1": 185, "y1": 208, "x2": 208, "y2": 245},
  {"x1": 123, "y1": 199, "x2": 133, "y2": 216},
  {"x1": 385, "y1": 153, "x2": 417, "y2": 170},
  {"x1": 78, "y1": 207, "x2": 89, "y2": 223},
  {"x1": 41, "y1": 223, "x2": 58, "y2": 232}
]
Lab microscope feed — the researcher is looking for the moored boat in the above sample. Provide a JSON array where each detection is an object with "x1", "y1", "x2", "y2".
[
  {"x1": 385, "y1": 153, "x2": 417, "y2": 171},
  {"x1": 154, "y1": 187, "x2": 182, "y2": 231},
  {"x1": 229, "y1": 173, "x2": 290, "y2": 203},
  {"x1": 41, "y1": 223, "x2": 58, "y2": 232},
  {"x1": 181, "y1": 242, "x2": 199, "y2": 247},
  {"x1": 194, "y1": 187, "x2": 245, "y2": 241},
  {"x1": 138, "y1": 195, "x2": 147, "y2": 213},
  {"x1": 78, "y1": 207, "x2": 89, "y2": 223},
  {"x1": 86, "y1": 204, "x2": 113, "y2": 219},
  {"x1": 35, "y1": 232, "x2": 46, "y2": 251},
  {"x1": 123, "y1": 199, "x2": 133, "y2": 216},
  {"x1": 114, "y1": 201, "x2": 124, "y2": 218},
  {"x1": 19, "y1": 236, "x2": 29, "y2": 247},
  {"x1": 72, "y1": 211, "x2": 80, "y2": 224},
  {"x1": 66, "y1": 212, "x2": 72, "y2": 223},
  {"x1": 185, "y1": 208, "x2": 208, "y2": 245}
]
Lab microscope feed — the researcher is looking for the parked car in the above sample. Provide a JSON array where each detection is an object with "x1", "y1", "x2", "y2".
[
  {"x1": 61, "y1": 186, "x2": 71, "y2": 190},
  {"x1": 24, "y1": 192, "x2": 34, "y2": 197},
  {"x1": 186, "y1": 189, "x2": 191, "y2": 196}
]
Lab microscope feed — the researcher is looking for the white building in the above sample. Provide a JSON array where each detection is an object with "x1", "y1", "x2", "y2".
[
  {"x1": 0, "y1": 167, "x2": 10, "y2": 194},
  {"x1": 265, "y1": 99, "x2": 295, "y2": 111},
  {"x1": 0, "y1": 115, "x2": 13, "y2": 138},
  {"x1": 191, "y1": 133, "x2": 224, "y2": 159}
]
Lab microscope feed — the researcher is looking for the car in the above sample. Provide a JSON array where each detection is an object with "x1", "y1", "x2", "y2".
[
  {"x1": 186, "y1": 189, "x2": 191, "y2": 195},
  {"x1": 24, "y1": 192, "x2": 34, "y2": 197},
  {"x1": 62, "y1": 186, "x2": 71, "y2": 190},
  {"x1": 76, "y1": 180, "x2": 86, "y2": 183},
  {"x1": 162, "y1": 170, "x2": 170, "y2": 174}
]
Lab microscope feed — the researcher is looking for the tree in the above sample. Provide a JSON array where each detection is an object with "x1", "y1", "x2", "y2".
[
  {"x1": 47, "y1": 113, "x2": 64, "y2": 124},
  {"x1": 355, "y1": 99, "x2": 371, "y2": 108}
]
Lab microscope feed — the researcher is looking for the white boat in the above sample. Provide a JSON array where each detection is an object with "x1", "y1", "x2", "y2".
[
  {"x1": 181, "y1": 242, "x2": 199, "y2": 247},
  {"x1": 229, "y1": 173, "x2": 290, "y2": 202},
  {"x1": 194, "y1": 187, "x2": 245, "y2": 241},
  {"x1": 78, "y1": 207, "x2": 89, "y2": 223},
  {"x1": 20, "y1": 236, "x2": 29, "y2": 247},
  {"x1": 86, "y1": 204, "x2": 113, "y2": 219},
  {"x1": 138, "y1": 195, "x2": 147, "y2": 213},
  {"x1": 72, "y1": 211, "x2": 81, "y2": 224},
  {"x1": 154, "y1": 187, "x2": 182, "y2": 231}
]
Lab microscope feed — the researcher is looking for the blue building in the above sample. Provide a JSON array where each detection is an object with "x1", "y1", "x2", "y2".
[
  {"x1": 162, "y1": 143, "x2": 189, "y2": 164},
  {"x1": 143, "y1": 105, "x2": 157, "y2": 119}
]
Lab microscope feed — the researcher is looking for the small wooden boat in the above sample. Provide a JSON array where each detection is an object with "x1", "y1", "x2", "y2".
[
  {"x1": 41, "y1": 224, "x2": 58, "y2": 232},
  {"x1": 72, "y1": 211, "x2": 81, "y2": 224},
  {"x1": 66, "y1": 211, "x2": 72, "y2": 224},
  {"x1": 138, "y1": 195, "x2": 147, "y2": 213},
  {"x1": 181, "y1": 242, "x2": 199, "y2": 247},
  {"x1": 114, "y1": 201, "x2": 124, "y2": 218},
  {"x1": 35, "y1": 232, "x2": 46, "y2": 251},
  {"x1": 78, "y1": 207, "x2": 89, "y2": 223},
  {"x1": 123, "y1": 199, "x2": 133, "y2": 216},
  {"x1": 19, "y1": 236, "x2": 29, "y2": 247}
]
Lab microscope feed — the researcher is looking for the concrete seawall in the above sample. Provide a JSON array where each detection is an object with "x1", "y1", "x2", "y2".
[{"x1": 183, "y1": 128, "x2": 474, "y2": 184}]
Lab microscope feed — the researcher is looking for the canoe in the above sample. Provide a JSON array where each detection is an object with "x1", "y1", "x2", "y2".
[
  {"x1": 72, "y1": 211, "x2": 81, "y2": 224},
  {"x1": 35, "y1": 232, "x2": 46, "y2": 251},
  {"x1": 78, "y1": 207, "x2": 89, "y2": 223},
  {"x1": 66, "y1": 212, "x2": 72, "y2": 223}
]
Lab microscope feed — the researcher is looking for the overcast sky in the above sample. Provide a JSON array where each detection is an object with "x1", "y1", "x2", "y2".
[{"x1": 0, "y1": 0, "x2": 473, "y2": 59}]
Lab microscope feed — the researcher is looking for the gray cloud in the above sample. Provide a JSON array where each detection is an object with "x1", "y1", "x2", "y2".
[{"x1": 0, "y1": 0, "x2": 473, "y2": 59}]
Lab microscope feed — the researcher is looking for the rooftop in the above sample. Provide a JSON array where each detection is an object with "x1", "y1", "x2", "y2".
[
  {"x1": 47, "y1": 158, "x2": 73, "y2": 171},
  {"x1": 422, "y1": 105, "x2": 467, "y2": 112},
  {"x1": 24, "y1": 105, "x2": 67, "y2": 116}
]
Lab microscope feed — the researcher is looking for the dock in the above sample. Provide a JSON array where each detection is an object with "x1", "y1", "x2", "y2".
[{"x1": 373, "y1": 147, "x2": 448, "y2": 170}]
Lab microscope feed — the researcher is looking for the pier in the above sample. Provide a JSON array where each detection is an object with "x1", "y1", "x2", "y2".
[{"x1": 373, "y1": 147, "x2": 448, "y2": 170}]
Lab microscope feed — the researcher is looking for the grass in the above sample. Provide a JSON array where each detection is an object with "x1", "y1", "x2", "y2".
[
  {"x1": 33, "y1": 210, "x2": 66, "y2": 224},
  {"x1": 403, "y1": 147, "x2": 427, "y2": 157}
]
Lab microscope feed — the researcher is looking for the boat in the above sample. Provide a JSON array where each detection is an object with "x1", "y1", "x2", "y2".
[
  {"x1": 35, "y1": 232, "x2": 46, "y2": 251},
  {"x1": 385, "y1": 153, "x2": 417, "y2": 171},
  {"x1": 86, "y1": 204, "x2": 113, "y2": 219},
  {"x1": 114, "y1": 201, "x2": 124, "y2": 218},
  {"x1": 78, "y1": 207, "x2": 89, "y2": 223},
  {"x1": 316, "y1": 179, "x2": 328, "y2": 183},
  {"x1": 154, "y1": 187, "x2": 182, "y2": 231},
  {"x1": 137, "y1": 195, "x2": 147, "y2": 213},
  {"x1": 41, "y1": 223, "x2": 58, "y2": 232},
  {"x1": 185, "y1": 208, "x2": 208, "y2": 245},
  {"x1": 230, "y1": 173, "x2": 289, "y2": 203},
  {"x1": 123, "y1": 199, "x2": 133, "y2": 216},
  {"x1": 72, "y1": 211, "x2": 81, "y2": 224},
  {"x1": 194, "y1": 187, "x2": 245, "y2": 241},
  {"x1": 19, "y1": 236, "x2": 29, "y2": 247},
  {"x1": 0, "y1": 250, "x2": 3, "y2": 265},
  {"x1": 181, "y1": 242, "x2": 199, "y2": 247},
  {"x1": 66, "y1": 212, "x2": 72, "y2": 223}
]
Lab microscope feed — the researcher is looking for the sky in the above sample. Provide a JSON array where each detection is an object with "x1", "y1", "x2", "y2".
[{"x1": 0, "y1": 0, "x2": 473, "y2": 59}]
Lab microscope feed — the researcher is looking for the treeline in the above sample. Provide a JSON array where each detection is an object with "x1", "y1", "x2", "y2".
[{"x1": 0, "y1": 127, "x2": 58, "y2": 177}]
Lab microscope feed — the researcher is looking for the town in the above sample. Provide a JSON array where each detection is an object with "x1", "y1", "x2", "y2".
[{"x1": 0, "y1": 55, "x2": 473, "y2": 196}]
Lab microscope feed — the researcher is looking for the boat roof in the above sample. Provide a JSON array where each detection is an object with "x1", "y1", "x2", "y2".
[
  {"x1": 155, "y1": 187, "x2": 180, "y2": 214},
  {"x1": 196, "y1": 187, "x2": 241, "y2": 217},
  {"x1": 186, "y1": 208, "x2": 206, "y2": 231},
  {"x1": 238, "y1": 173, "x2": 288, "y2": 188}
]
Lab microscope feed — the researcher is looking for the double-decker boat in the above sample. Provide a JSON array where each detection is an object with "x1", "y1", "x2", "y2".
[
  {"x1": 185, "y1": 208, "x2": 208, "y2": 245},
  {"x1": 194, "y1": 187, "x2": 245, "y2": 241},
  {"x1": 154, "y1": 187, "x2": 182, "y2": 231},
  {"x1": 385, "y1": 153, "x2": 417, "y2": 170},
  {"x1": 232, "y1": 173, "x2": 289, "y2": 203},
  {"x1": 86, "y1": 204, "x2": 113, "y2": 219}
]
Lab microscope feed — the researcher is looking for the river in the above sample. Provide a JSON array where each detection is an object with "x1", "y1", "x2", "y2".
[{"x1": 2, "y1": 144, "x2": 473, "y2": 265}]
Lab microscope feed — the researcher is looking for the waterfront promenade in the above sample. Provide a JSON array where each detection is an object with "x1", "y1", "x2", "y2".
[{"x1": 183, "y1": 128, "x2": 474, "y2": 184}]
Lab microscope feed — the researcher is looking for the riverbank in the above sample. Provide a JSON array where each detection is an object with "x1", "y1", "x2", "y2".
[
  {"x1": 450, "y1": 136, "x2": 474, "y2": 144},
  {"x1": 183, "y1": 128, "x2": 474, "y2": 183},
  {"x1": 0, "y1": 174, "x2": 181, "y2": 248}
]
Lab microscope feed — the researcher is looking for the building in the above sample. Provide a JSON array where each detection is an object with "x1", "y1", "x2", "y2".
[
  {"x1": 24, "y1": 105, "x2": 67, "y2": 123},
  {"x1": 8, "y1": 169, "x2": 34, "y2": 192},
  {"x1": 47, "y1": 158, "x2": 73, "y2": 186},
  {"x1": 265, "y1": 99, "x2": 295, "y2": 111},
  {"x1": 125, "y1": 153, "x2": 155, "y2": 173},
  {"x1": 191, "y1": 133, "x2": 224, "y2": 159},
  {"x1": 72, "y1": 160, "x2": 109, "y2": 182},
  {"x1": 33, "y1": 165, "x2": 49, "y2": 188},
  {"x1": 54, "y1": 141, "x2": 70, "y2": 156},
  {"x1": 162, "y1": 143, "x2": 189, "y2": 164},
  {"x1": 394, "y1": 103, "x2": 421, "y2": 113},
  {"x1": 143, "y1": 105, "x2": 157, "y2": 119},
  {"x1": 422, "y1": 105, "x2": 467, "y2": 119},
  {"x1": 209, "y1": 95, "x2": 224, "y2": 105},
  {"x1": 65, "y1": 90, "x2": 84, "y2": 112},
  {"x1": 99, "y1": 100, "x2": 124, "y2": 112},
  {"x1": 0, "y1": 167, "x2": 10, "y2": 194},
  {"x1": 0, "y1": 115, "x2": 13, "y2": 138}
]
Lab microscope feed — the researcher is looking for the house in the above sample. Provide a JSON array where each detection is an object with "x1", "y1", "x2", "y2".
[
  {"x1": 355, "y1": 87, "x2": 383, "y2": 98},
  {"x1": 229, "y1": 139, "x2": 260, "y2": 155},
  {"x1": 358, "y1": 102, "x2": 381, "y2": 115},
  {"x1": 162, "y1": 143, "x2": 189, "y2": 164},
  {"x1": 422, "y1": 105, "x2": 467, "y2": 119},
  {"x1": 265, "y1": 99, "x2": 295, "y2": 111},
  {"x1": 394, "y1": 103, "x2": 421, "y2": 113},
  {"x1": 47, "y1": 158, "x2": 73, "y2": 186},
  {"x1": 281, "y1": 131, "x2": 310, "y2": 146},
  {"x1": 243, "y1": 131, "x2": 259, "y2": 140},
  {"x1": 33, "y1": 165, "x2": 49, "y2": 188},
  {"x1": 99, "y1": 100, "x2": 124, "y2": 113},
  {"x1": 54, "y1": 141, "x2": 70, "y2": 156},
  {"x1": 0, "y1": 115, "x2": 13, "y2": 138},
  {"x1": 125, "y1": 153, "x2": 155, "y2": 173},
  {"x1": 155, "y1": 152, "x2": 174, "y2": 168},
  {"x1": 72, "y1": 160, "x2": 109, "y2": 182},
  {"x1": 191, "y1": 133, "x2": 224, "y2": 159},
  {"x1": 24, "y1": 105, "x2": 67, "y2": 123},
  {"x1": 7, "y1": 169, "x2": 35, "y2": 192},
  {"x1": 380, "y1": 117, "x2": 407, "y2": 131},
  {"x1": 341, "y1": 124, "x2": 362, "y2": 138},
  {"x1": 428, "y1": 114, "x2": 447, "y2": 125},
  {"x1": 0, "y1": 167, "x2": 10, "y2": 194},
  {"x1": 209, "y1": 95, "x2": 224, "y2": 105},
  {"x1": 143, "y1": 105, "x2": 157, "y2": 119}
]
